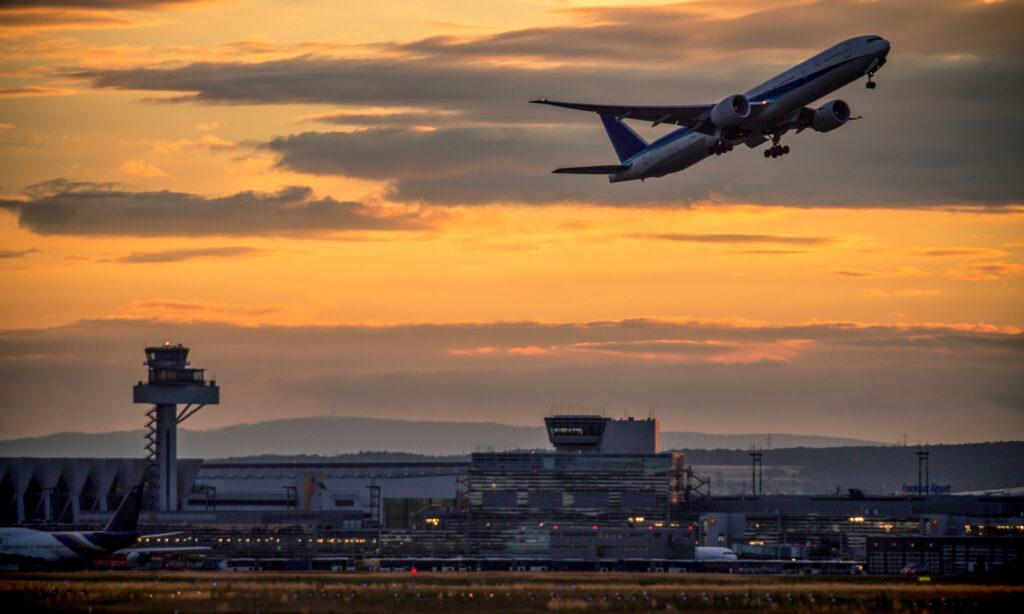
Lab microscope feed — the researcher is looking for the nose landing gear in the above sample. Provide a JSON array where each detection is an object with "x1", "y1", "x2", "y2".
[{"x1": 866, "y1": 72, "x2": 877, "y2": 89}]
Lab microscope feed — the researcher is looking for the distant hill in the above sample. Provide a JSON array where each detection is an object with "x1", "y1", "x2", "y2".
[
  {"x1": 1, "y1": 416, "x2": 1018, "y2": 495},
  {"x1": 0, "y1": 415, "x2": 880, "y2": 458}
]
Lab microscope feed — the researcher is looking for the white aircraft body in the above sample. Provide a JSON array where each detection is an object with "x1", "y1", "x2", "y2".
[
  {"x1": 696, "y1": 546, "x2": 738, "y2": 562},
  {"x1": 0, "y1": 482, "x2": 205, "y2": 569},
  {"x1": 532, "y1": 35, "x2": 891, "y2": 182}
]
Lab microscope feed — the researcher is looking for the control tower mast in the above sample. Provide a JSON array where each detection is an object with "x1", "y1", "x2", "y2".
[{"x1": 133, "y1": 344, "x2": 219, "y2": 511}]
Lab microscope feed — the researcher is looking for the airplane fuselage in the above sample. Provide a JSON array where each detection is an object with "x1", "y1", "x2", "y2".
[
  {"x1": 611, "y1": 36, "x2": 891, "y2": 182},
  {"x1": 0, "y1": 526, "x2": 137, "y2": 566}
]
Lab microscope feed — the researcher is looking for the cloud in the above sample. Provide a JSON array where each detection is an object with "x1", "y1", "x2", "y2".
[
  {"x1": 0, "y1": 248, "x2": 36, "y2": 259},
  {"x1": 147, "y1": 134, "x2": 235, "y2": 154},
  {"x1": 267, "y1": 127, "x2": 564, "y2": 181},
  {"x1": 634, "y1": 233, "x2": 834, "y2": 245},
  {"x1": 0, "y1": 317, "x2": 1020, "y2": 442},
  {"x1": 741, "y1": 249, "x2": 809, "y2": 255},
  {"x1": 118, "y1": 159, "x2": 170, "y2": 178},
  {"x1": 23, "y1": 178, "x2": 116, "y2": 197},
  {"x1": 860, "y1": 288, "x2": 942, "y2": 298},
  {"x1": 1, "y1": 1, "x2": 201, "y2": 7},
  {"x1": 824, "y1": 267, "x2": 926, "y2": 279},
  {"x1": 114, "y1": 299, "x2": 290, "y2": 324},
  {"x1": 116, "y1": 246, "x2": 265, "y2": 264},
  {"x1": 449, "y1": 337, "x2": 814, "y2": 365},
  {"x1": 947, "y1": 262, "x2": 1024, "y2": 282},
  {"x1": 0, "y1": 1, "x2": 211, "y2": 36},
  {"x1": 0, "y1": 183, "x2": 424, "y2": 236},
  {"x1": 0, "y1": 10, "x2": 137, "y2": 35},
  {"x1": 0, "y1": 86, "x2": 75, "y2": 97},
  {"x1": 915, "y1": 247, "x2": 1009, "y2": 258},
  {"x1": 399, "y1": 0, "x2": 1023, "y2": 63},
  {"x1": 301, "y1": 109, "x2": 465, "y2": 128}
]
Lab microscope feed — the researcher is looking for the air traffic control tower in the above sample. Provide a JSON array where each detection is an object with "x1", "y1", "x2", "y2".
[{"x1": 133, "y1": 344, "x2": 218, "y2": 511}]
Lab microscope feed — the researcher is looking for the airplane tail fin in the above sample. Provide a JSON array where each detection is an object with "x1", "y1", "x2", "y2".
[
  {"x1": 104, "y1": 479, "x2": 145, "y2": 533},
  {"x1": 599, "y1": 114, "x2": 647, "y2": 163}
]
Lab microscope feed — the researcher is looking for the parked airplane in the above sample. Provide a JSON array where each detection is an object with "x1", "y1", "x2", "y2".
[
  {"x1": 0, "y1": 481, "x2": 206, "y2": 569},
  {"x1": 532, "y1": 35, "x2": 890, "y2": 182}
]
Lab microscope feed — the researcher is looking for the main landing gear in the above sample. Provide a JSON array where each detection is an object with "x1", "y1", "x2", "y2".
[
  {"x1": 764, "y1": 135, "x2": 789, "y2": 159},
  {"x1": 866, "y1": 72, "x2": 877, "y2": 89},
  {"x1": 709, "y1": 139, "x2": 734, "y2": 156}
]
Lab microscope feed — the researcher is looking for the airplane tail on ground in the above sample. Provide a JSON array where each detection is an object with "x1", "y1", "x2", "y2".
[
  {"x1": 599, "y1": 114, "x2": 647, "y2": 163},
  {"x1": 103, "y1": 480, "x2": 145, "y2": 534}
]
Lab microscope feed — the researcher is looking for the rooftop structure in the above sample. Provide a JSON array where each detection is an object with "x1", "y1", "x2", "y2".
[{"x1": 544, "y1": 415, "x2": 659, "y2": 454}]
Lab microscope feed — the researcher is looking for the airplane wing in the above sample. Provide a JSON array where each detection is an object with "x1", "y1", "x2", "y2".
[
  {"x1": 116, "y1": 546, "x2": 210, "y2": 555},
  {"x1": 139, "y1": 531, "x2": 183, "y2": 540},
  {"x1": 552, "y1": 164, "x2": 629, "y2": 174},
  {"x1": 531, "y1": 99, "x2": 713, "y2": 129}
]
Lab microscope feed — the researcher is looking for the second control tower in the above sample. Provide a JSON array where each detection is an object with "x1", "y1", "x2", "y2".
[{"x1": 133, "y1": 344, "x2": 219, "y2": 511}]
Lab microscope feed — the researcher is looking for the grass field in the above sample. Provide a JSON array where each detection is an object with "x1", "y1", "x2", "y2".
[{"x1": 2, "y1": 571, "x2": 1022, "y2": 612}]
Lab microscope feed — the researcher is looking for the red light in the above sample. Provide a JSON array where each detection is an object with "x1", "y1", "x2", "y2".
[
  {"x1": 552, "y1": 524, "x2": 559, "y2": 531},
  {"x1": 648, "y1": 525, "x2": 653, "y2": 531},
  {"x1": 591, "y1": 525, "x2": 598, "y2": 531},
  {"x1": 410, "y1": 567, "x2": 417, "y2": 575},
  {"x1": 687, "y1": 524, "x2": 694, "y2": 531}
]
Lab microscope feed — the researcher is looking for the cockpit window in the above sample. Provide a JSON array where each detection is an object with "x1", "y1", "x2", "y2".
[{"x1": 866, "y1": 37, "x2": 882, "y2": 43}]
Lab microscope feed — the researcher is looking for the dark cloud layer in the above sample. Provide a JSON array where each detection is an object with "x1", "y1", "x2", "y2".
[
  {"x1": 396, "y1": 0, "x2": 1023, "y2": 63},
  {"x1": 116, "y1": 246, "x2": 265, "y2": 263},
  {"x1": 0, "y1": 249, "x2": 36, "y2": 259},
  {"x1": 634, "y1": 233, "x2": 833, "y2": 245},
  {"x1": 0, "y1": 0, "x2": 209, "y2": 32},
  {"x1": 0, "y1": 318, "x2": 1020, "y2": 442},
  {"x1": 0, "y1": 184, "x2": 422, "y2": 237},
  {"x1": 1, "y1": 1, "x2": 202, "y2": 7}
]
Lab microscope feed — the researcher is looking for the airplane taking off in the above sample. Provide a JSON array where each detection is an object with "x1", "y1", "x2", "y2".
[
  {"x1": 0, "y1": 480, "x2": 206, "y2": 569},
  {"x1": 532, "y1": 35, "x2": 890, "y2": 182}
]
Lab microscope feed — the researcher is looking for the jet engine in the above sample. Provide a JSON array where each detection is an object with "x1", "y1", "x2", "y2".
[
  {"x1": 126, "y1": 551, "x2": 152, "y2": 569},
  {"x1": 811, "y1": 99, "x2": 851, "y2": 133},
  {"x1": 710, "y1": 95, "x2": 751, "y2": 127}
]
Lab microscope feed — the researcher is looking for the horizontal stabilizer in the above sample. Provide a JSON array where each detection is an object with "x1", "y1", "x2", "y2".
[{"x1": 552, "y1": 165, "x2": 629, "y2": 175}]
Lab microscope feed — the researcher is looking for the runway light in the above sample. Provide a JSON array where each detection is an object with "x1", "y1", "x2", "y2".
[{"x1": 848, "y1": 516, "x2": 865, "y2": 523}]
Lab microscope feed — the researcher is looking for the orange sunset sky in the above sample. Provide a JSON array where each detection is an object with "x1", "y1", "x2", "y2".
[{"x1": 0, "y1": 1, "x2": 1021, "y2": 443}]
